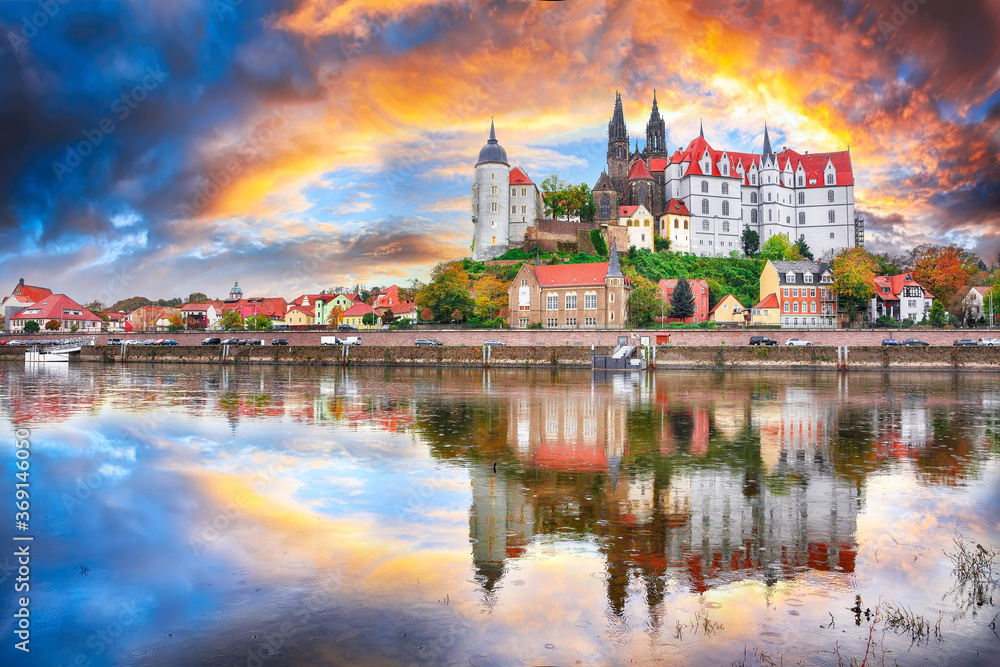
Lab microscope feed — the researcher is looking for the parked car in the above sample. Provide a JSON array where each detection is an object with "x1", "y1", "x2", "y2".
[
  {"x1": 320, "y1": 336, "x2": 341, "y2": 345},
  {"x1": 978, "y1": 337, "x2": 1000, "y2": 347},
  {"x1": 785, "y1": 338, "x2": 813, "y2": 347},
  {"x1": 953, "y1": 339, "x2": 979, "y2": 347},
  {"x1": 881, "y1": 339, "x2": 903, "y2": 346},
  {"x1": 749, "y1": 336, "x2": 778, "y2": 346},
  {"x1": 106, "y1": 338, "x2": 123, "y2": 345},
  {"x1": 220, "y1": 337, "x2": 240, "y2": 345},
  {"x1": 243, "y1": 338, "x2": 263, "y2": 346},
  {"x1": 338, "y1": 324, "x2": 358, "y2": 331},
  {"x1": 902, "y1": 338, "x2": 929, "y2": 347},
  {"x1": 201, "y1": 337, "x2": 221, "y2": 345},
  {"x1": 414, "y1": 339, "x2": 443, "y2": 346},
  {"x1": 483, "y1": 340, "x2": 506, "y2": 347},
  {"x1": 0, "y1": 340, "x2": 7, "y2": 345},
  {"x1": 341, "y1": 336, "x2": 362, "y2": 346},
  {"x1": 271, "y1": 338, "x2": 288, "y2": 345},
  {"x1": 160, "y1": 340, "x2": 178, "y2": 346}
]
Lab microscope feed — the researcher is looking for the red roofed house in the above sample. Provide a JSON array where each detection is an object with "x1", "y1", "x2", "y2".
[
  {"x1": 372, "y1": 285, "x2": 418, "y2": 323},
  {"x1": 618, "y1": 203, "x2": 654, "y2": 252},
  {"x1": 180, "y1": 303, "x2": 218, "y2": 329},
  {"x1": 868, "y1": 273, "x2": 933, "y2": 323},
  {"x1": 9, "y1": 294, "x2": 102, "y2": 333},
  {"x1": 508, "y1": 242, "x2": 631, "y2": 329},
  {"x1": 102, "y1": 311, "x2": 128, "y2": 332},
  {"x1": 590, "y1": 92, "x2": 860, "y2": 260},
  {"x1": 128, "y1": 305, "x2": 182, "y2": 331},
  {"x1": 340, "y1": 302, "x2": 380, "y2": 330},
  {"x1": 283, "y1": 303, "x2": 314, "y2": 327},
  {"x1": 658, "y1": 279, "x2": 710, "y2": 324},
  {"x1": 659, "y1": 198, "x2": 691, "y2": 253},
  {"x1": 2, "y1": 278, "x2": 53, "y2": 333},
  {"x1": 749, "y1": 293, "x2": 781, "y2": 326}
]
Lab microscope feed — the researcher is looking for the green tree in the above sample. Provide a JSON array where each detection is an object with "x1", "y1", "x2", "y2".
[
  {"x1": 188, "y1": 292, "x2": 208, "y2": 303},
  {"x1": 0, "y1": 314, "x2": 4, "y2": 330},
  {"x1": 653, "y1": 236, "x2": 670, "y2": 253},
  {"x1": 24, "y1": 320, "x2": 40, "y2": 333},
  {"x1": 624, "y1": 269, "x2": 662, "y2": 326},
  {"x1": 831, "y1": 247, "x2": 878, "y2": 324},
  {"x1": 541, "y1": 175, "x2": 569, "y2": 219},
  {"x1": 760, "y1": 234, "x2": 801, "y2": 261},
  {"x1": 70, "y1": 324, "x2": 78, "y2": 332},
  {"x1": 741, "y1": 228, "x2": 760, "y2": 256},
  {"x1": 84, "y1": 300, "x2": 106, "y2": 314},
  {"x1": 795, "y1": 237, "x2": 814, "y2": 260},
  {"x1": 362, "y1": 312, "x2": 377, "y2": 326},
  {"x1": 669, "y1": 278, "x2": 696, "y2": 320},
  {"x1": 590, "y1": 229, "x2": 608, "y2": 257},
  {"x1": 871, "y1": 252, "x2": 903, "y2": 276},
  {"x1": 245, "y1": 314, "x2": 273, "y2": 330},
  {"x1": 415, "y1": 261, "x2": 475, "y2": 323},
  {"x1": 220, "y1": 310, "x2": 244, "y2": 329},
  {"x1": 929, "y1": 299, "x2": 947, "y2": 326},
  {"x1": 45, "y1": 319, "x2": 61, "y2": 331}
]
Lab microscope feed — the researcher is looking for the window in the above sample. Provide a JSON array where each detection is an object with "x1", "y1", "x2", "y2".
[
  {"x1": 585, "y1": 317, "x2": 596, "y2": 326},
  {"x1": 828, "y1": 190, "x2": 835, "y2": 203},
  {"x1": 786, "y1": 272, "x2": 796, "y2": 283},
  {"x1": 546, "y1": 295, "x2": 558, "y2": 310},
  {"x1": 751, "y1": 192, "x2": 757, "y2": 204},
  {"x1": 491, "y1": 185, "x2": 497, "y2": 195},
  {"x1": 547, "y1": 318, "x2": 558, "y2": 327},
  {"x1": 722, "y1": 164, "x2": 728, "y2": 176},
  {"x1": 521, "y1": 279, "x2": 528, "y2": 286},
  {"x1": 826, "y1": 173, "x2": 834, "y2": 185},
  {"x1": 702, "y1": 199, "x2": 709, "y2": 214},
  {"x1": 701, "y1": 180, "x2": 709, "y2": 193},
  {"x1": 805, "y1": 275, "x2": 813, "y2": 284},
  {"x1": 674, "y1": 218, "x2": 679, "y2": 229},
  {"x1": 792, "y1": 288, "x2": 799, "y2": 297},
  {"x1": 521, "y1": 188, "x2": 526, "y2": 196},
  {"x1": 798, "y1": 192, "x2": 805, "y2": 205},
  {"x1": 768, "y1": 209, "x2": 773, "y2": 221},
  {"x1": 722, "y1": 182, "x2": 729, "y2": 195},
  {"x1": 491, "y1": 202, "x2": 498, "y2": 212},
  {"x1": 702, "y1": 219, "x2": 710, "y2": 231},
  {"x1": 511, "y1": 205, "x2": 517, "y2": 214},
  {"x1": 751, "y1": 174, "x2": 756, "y2": 185},
  {"x1": 908, "y1": 299, "x2": 916, "y2": 308},
  {"x1": 610, "y1": 293, "x2": 614, "y2": 303},
  {"x1": 722, "y1": 221, "x2": 730, "y2": 233},
  {"x1": 798, "y1": 176, "x2": 804, "y2": 187},
  {"x1": 566, "y1": 295, "x2": 577, "y2": 309},
  {"x1": 491, "y1": 220, "x2": 497, "y2": 227},
  {"x1": 637, "y1": 186, "x2": 647, "y2": 207},
  {"x1": 810, "y1": 302, "x2": 816, "y2": 313},
  {"x1": 793, "y1": 302, "x2": 799, "y2": 312},
  {"x1": 793, "y1": 318, "x2": 799, "y2": 326},
  {"x1": 751, "y1": 210, "x2": 757, "y2": 224},
  {"x1": 767, "y1": 192, "x2": 772, "y2": 202},
  {"x1": 491, "y1": 173, "x2": 495, "y2": 180},
  {"x1": 585, "y1": 294, "x2": 597, "y2": 309},
  {"x1": 684, "y1": 220, "x2": 688, "y2": 229},
  {"x1": 784, "y1": 317, "x2": 789, "y2": 325},
  {"x1": 799, "y1": 212, "x2": 805, "y2": 225},
  {"x1": 828, "y1": 210, "x2": 835, "y2": 223},
  {"x1": 783, "y1": 301, "x2": 789, "y2": 312},
  {"x1": 521, "y1": 205, "x2": 527, "y2": 214},
  {"x1": 599, "y1": 194, "x2": 610, "y2": 219},
  {"x1": 722, "y1": 201, "x2": 730, "y2": 216},
  {"x1": 786, "y1": 216, "x2": 790, "y2": 224},
  {"x1": 511, "y1": 188, "x2": 516, "y2": 197},
  {"x1": 565, "y1": 317, "x2": 577, "y2": 326},
  {"x1": 519, "y1": 318, "x2": 528, "y2": 328},
  {"x1": 830, "y1": 232, "x2": 835, "y2": 239},
  {"x1": 491, "y1": 236, "x2": 496, "y2": 245}
]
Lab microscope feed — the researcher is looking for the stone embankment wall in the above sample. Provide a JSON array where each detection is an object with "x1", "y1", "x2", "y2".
[{"x1": 3, "y1": 344, "x2": 1000, "y2": 370}]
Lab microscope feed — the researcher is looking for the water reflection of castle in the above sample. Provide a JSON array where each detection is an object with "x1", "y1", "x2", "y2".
[{"x1": 468, "y1": 378, "x2": 862, "y2": 613}]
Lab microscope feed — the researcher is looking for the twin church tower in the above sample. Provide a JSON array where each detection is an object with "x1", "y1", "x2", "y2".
[{"x1": 471, "y1": 92, "x2": 859, "y2": 262}]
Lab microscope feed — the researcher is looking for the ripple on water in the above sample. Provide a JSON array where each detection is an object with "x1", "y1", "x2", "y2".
[
  {"x1": 785, "y1": 598, "x2": 804, "y2": 607},
  {"x1": 703, "y1": 601, "x2": 722, "y2": 609},
  {"x1": 127, "y1": 647, "x2": 152, "y2": 658},
  {"x1": 758, "y1": 631, "x2": 785, "y2": 645}
]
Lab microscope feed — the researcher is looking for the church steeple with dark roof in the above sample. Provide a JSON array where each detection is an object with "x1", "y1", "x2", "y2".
[
  {"x1": 609, "y1": 91, "x2": 628, "y2": 142},
  {"x1": 606, "y1": 240, "x2": 623, "y2": 278},
  {"x1": 645, "y1": 89, "x2": 666, "y2": 156},
  {"x1": 762, "y1": 123, "x2": 774, "y2": 164}
]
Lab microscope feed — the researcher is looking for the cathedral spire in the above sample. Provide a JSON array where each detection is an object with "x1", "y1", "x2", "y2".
[
  {"x1": 645, "y1": 89, "x2": 665, "y2": 155},
  {"x1": 762, "y1": 123, "x2": 774, "y2": 163},
  {"x1": 699, "y1": 118, "x2": 704, "y2": 139},
  {"x1": 609, "y1": 91, "x2": 627, "y2": 142}
]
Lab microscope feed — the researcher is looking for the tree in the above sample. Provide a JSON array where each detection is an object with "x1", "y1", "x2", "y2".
[
  {"x1": 760, "y1": 234, "x2": 801, "y2": 261},
  {"x1": 84, "y1": 300, "x2": 106, "y2": 314},
  {"x1": 420, "y1": 308, "x2": 433, "y2": 322},
  {"x1": 326, "y1": 306, "x2": 345, "y2": 328},
  {"x1": 590, "y1": 229, "x2": 608, "y2": 257},
  {"x1": 910, "y1": 245, "x2": 979, "y2": 313},
  {"x1": 220, "y1": 310, "x2": 244, "y2": 329},
  {"x1": 362, "y1": 312, "x2": 376, "y2": 326},
  {"x1": 168, "y1": 313, "x2": 183, "y2": 332},
  {"x1": 541, "y1": 175, "x2": 569, "y2": 219},
  {"x1": 669, "y1": 278, "x2": 696, "y2": 320},
  {"x1": 24, "y1": 320, "x2": 40, "y2": 333},
  {"x1": 741, "y1": 228, "x2": 759, "y2": 256},
  {"x1": 382, "y1": 309, "x2": 396, "y2": 326},
  {"x1": 831, "y1": 247, "x2": 878, "y2": 324},
  {"x1": 625, "y1": 272, "x2": 662, "y2": 326},
  {"x1": 929, "y1": 300, "x2": 947, "y2": 326},
  {"x1": 245, "y1": 314, "x2": 273, "y2": 330},
  {"x1": 45, "y1": 319, "x2": 61, "y2": 331},
  {"x1": 795, "y1": 237, "x2": 814, "y2": 260},
  {"x1": 473, "y1": 274, "x2": 507, "y2": 321},
  {"x1": 70, "y1": 324, "x2": 78, "y2": 332},
  {"x1": 415, "y1": 261, "x2": 475, "y2": 323},
  {"x1": 871, "y1": 252, "x2": 904, "y2": 276},
  {"x1": 0, "y1": 314, "x2": 4, "y2": 330},
  {"x1": 985, "y1": 284, "x2": 1000, "y2": 324},
  {"x1": 188, "y1": 292, "x2": 208, "y2": 303}
]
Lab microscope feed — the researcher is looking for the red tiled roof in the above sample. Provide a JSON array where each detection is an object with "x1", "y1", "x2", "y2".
[
  {"x1": 11, "y1": 294, "x2": 101, "y2": 322},
  {"x1": 343, "y1": 302, "x2": 375, "y2": 317},
  {"x1": 508, "y1": 166, "x2": 533, "y2": 185},
  {"x1": 659, "y1": 278, "x2": 709, "y2": 291},
  {"x1": 628, "y1": 159, "x2": 653, "y2": 180},
  {"x1": 289, "y1": 293, "x2": 325, "y2": 307},
  {"x1": 971, "y1": 286, "x2": 989, "y2": 297},
  {"x1": 286, "y1": 303, "x2": 314, "y2": 317},
  {"x1": 390, "y1": 301, "x2": 417, "y2": 314},
  {"x1": 619, "y1": 205, "x2": 639, "y2": 217},
  {"x1": 531, "y1": 262, "x2": 611, "y2": 287},
  {"x1": 663, "y1": 198, "x2": 690, "y2": 216},
  {"x1": 753, "y1": 293, "x2": 779, "y2": 309},
  {"x1": 14, "y1": 283, "x2": 53, "y2": 302},
  {"x1": 649, "y1": 158, "x2": 668, "y2": 172},
  {"x1": 181, "y1": 302, "x2": 212, "y2": 311},
  {"x1": 873, "y1": 273, "x2": 927, "y2": 301}
]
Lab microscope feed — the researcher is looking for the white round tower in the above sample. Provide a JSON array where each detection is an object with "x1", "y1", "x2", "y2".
[{"x1": 472, "y1": 120, "x2": 510, "y2": 261}]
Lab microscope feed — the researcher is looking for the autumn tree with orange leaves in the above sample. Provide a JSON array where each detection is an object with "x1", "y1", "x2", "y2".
[
  {"x1": 831, "y1": 247, "x2": 878, "y2": 324},
  {"x1": 908, "y1": 245, "x2": 979, "y2": 315}
]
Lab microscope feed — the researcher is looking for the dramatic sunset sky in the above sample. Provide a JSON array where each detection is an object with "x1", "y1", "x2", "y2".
[{"x1": 1, "y1": 0, "x2": 998, "y2": 302}]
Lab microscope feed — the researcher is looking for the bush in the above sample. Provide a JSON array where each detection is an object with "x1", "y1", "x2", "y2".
[
  {"x1": 527, "y1": 322, "x2": 544, "y2": 329},
  {"x1": 24, "y1": 320, "x2": 40, "y2": 333},
  {"x1": 590, "y1": 229, "x2": 608, "y2": 257}
]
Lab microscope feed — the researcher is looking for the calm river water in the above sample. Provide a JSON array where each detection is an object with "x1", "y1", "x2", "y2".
[{"x1": 1, "y1": 363, "x2": 999, "y2": 666}]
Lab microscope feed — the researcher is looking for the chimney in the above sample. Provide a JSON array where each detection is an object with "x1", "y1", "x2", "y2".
[{"x1": 19, "y1": 278, "x2": 24, "y2": 286}]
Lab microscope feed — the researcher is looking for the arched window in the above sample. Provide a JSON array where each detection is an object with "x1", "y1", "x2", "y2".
[
  {"x1": 722, "y1": 201, "x2": 730, "y2": 216},
  {"x1": 751, "y1": 192, "x2": 757, "y2": 204},
  {"x1": 828, "y1": 210, "x2": 835, "y2": 223},
  {"x1": 828, "y1": 190, "x2": 835, "y2": 203},
  {"x1": 722, "y1": 221, "x2": 730, "y2": 233},
  {"x1": 830, "y1": 232, "x2": 835, "y2": 239},
  {"x1": 599, "y1": 194, "x2": 610, "y2": 219},
  {"x1": 701, "y1": 199, "x2": 709, "y2": 214},
  {"x1": 618, "y1": 165, "x2": 623, "y2": 175},
  {"x1": 751, "y1": 210, "x2": 757, "y2": 224},
  {"x1": 637, "y1": 186, "x2": 647, "y2": 207},
  {"x1": 798, "y1": 192, "x2": 805, "y2": 205},
  {"x1": 826, "y1": 173, "x2": 834, "y2": 185},
  {"x1": 798, "y1": 176, "x2": 803, "y2": 187},
  {"x1": 751, "y1": 174, "x2": 756, "y2": 185},
  {"x1": 701, "y1": 181, "x2": 709, "y2": 193},
  {"x1": 786, "y1": 216, "x2": 790, "y2": 224},
  {"x1": 799, "y1": 212, "x2": 805, "y2": 225},
  {"x1": 722, "y1": 182, "x2": 729, "y2": 195},
  {"x1": 702, "y1": 219, "x2": 710, "y2": 231}
]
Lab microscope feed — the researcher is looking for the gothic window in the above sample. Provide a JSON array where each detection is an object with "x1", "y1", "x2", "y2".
[
  {"x1": 828, "y1": 210, "x2": 835, "y2": 223},
  {"x1": 798, "y1": 192, "x2": 805, "y2": 205},
  {"x1": 828, "y1": 190, "x2": 835, "y2": 203},
  {"x1": 786, "y1": 216, "x2": 790, "y2": 224},
  {"x1": 799, "y1": 212, "x2": 805, "y2": 225},
  {"x1": 701, "y1": 199, "x2": 709, "y2": 214},
  {"x1": 674, "y1": 218, "x2": 679, "y2": 229},
  {"x1": 521, "y1": 205, "x2": 527, "y2": 214},
  {"x1": 722, "y1": 221, "x2": 730, "y2": 233},
  {"x1": 491, "y1": 202, "x2": 498, "y2": 212},
  {"x1": 722, "y1": 182, "x2": 729, "y2": 195},
  {"x1": 751, "y1": 174, "x2": 756, "y2": 185},
  {"x1": 722, "y1": 201, "x2": 730, "y2": 216},
  {"x1": 830, "y1": 232, "x2": 835, "y2": 238},
  {"x1": 599, "y1": 195, "x2": 610, "y2": 218},
  {"x1": 798, "y1": 176, "x2": 804, "y2": 187},
  {"x1": 618, "y1": 165, "x2": 623, "y2": 175},
  {"x1": 751, "y1": 192, "x2": 757, "y2": 204},
  {"x1": 701, "y1": 181, "x2": 709, "y2": 193},
  {"x1": 491, "y1": 185, "x2": 497, "y2": 195},
  {"x1": 702, "y1": 219, "x2": 710, "y2": 231},
  {"x1": 751, "y1": 210, "x2": 757, "y2": 224},
  {"x1": 511, "y1": 205, "x2": 516, "y2": 214},
  {"x1": 826, "y1": 173, "x2": 834, "y2": 185},
  {"x1": 637, "y1": 186, "x2": 647, "y2": 207}
]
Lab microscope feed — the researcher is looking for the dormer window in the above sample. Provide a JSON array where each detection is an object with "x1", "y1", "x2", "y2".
[
  {"x1": 826, "y1": 173, "x2": 834, "y2": 185},
  {"x1": 882, "y1": 286, "x2": 889, "y2": 293},
  {"x1": 786, "y1": 272, "x2": 796, "y2": 283},
  {"x1": 798, "y1": 176, "x2": 803, "y2": 187},
  {"x1": 804, "y1": 273, "x2": 813, "y2": 283},
  {"x1": 751, "y1": 174, "x2": 756, "y2": 185}
]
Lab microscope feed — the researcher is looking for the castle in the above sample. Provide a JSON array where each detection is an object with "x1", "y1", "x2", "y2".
[{"x1": 471, "y1": 93, "x2": 863, "y2": 262}]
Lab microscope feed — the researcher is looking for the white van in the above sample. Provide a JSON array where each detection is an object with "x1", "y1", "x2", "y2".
[
  {"x1": 320, "y1": 336, "x2": 341, "y2": 345},
  {"x1": 342, "y1": 336, "x2": 362, "y2": 346}
]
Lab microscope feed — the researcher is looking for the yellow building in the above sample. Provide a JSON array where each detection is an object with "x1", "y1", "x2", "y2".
[
  {"x1": 658, "y1": 198, "x2": 691, "y2": 253},
  {"x1": 749, "y1": 293, "x2": 781, "y2": 326},
  {"x1": 283, "y1": 304, "x2": 314, "y2": 327},
  {"x1": 341, "y1": 302, "x2": 381, "y2": 330},
  {"x1": 709, "y1": 293, "x2": 745, "y2": 324}
]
